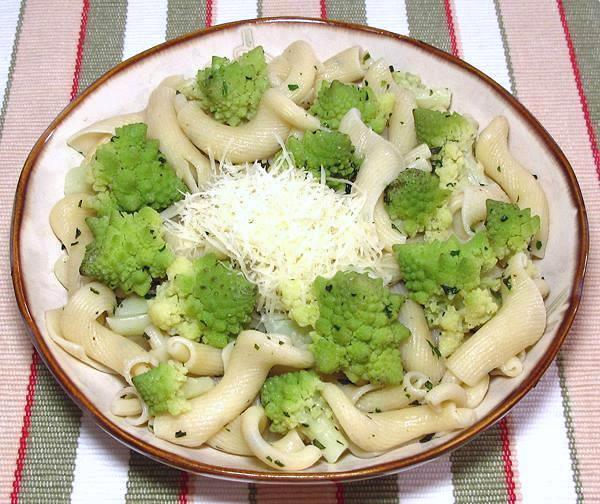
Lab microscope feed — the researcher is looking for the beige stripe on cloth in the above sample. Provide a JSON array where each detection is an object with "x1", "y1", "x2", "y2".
[
  {"x1": 0, "y1": 0, "x2": 81, "y2": 501},
  {"x1": 260, "y1": 0, "x2": 322, "y2": 18},
  {"x1": 499, "y1": 0, "x2": 600, "y2": 500}
]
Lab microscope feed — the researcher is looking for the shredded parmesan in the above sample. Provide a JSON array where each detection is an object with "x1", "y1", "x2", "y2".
[{"x1": 164, "y1": 160, "x2": 392, "y2": 312}]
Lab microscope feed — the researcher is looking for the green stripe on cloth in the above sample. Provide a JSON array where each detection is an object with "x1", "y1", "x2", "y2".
[
  {"x1": 166, "y1": 0, "x2": 209, "y2": 40},
  {"x1": 557, "y1": 353, "x2": 585, "y2": 502},
  {"x1": 17, "y1": 366, "x2": 81, "y2": 502},
  {"x1": 563, "y1": 0, "x2": 600, "y2": 140},
  {"x1": 0, "y1": 0, "x2": 26, "y2": 138},
  {"x1": 342, "y1": 477, "x2": 399, "y2": 503},
  {"x1": 405, "y1": 0, "x2": 452, "y2": 52},
  {"x1": 492, "y1": 0, "x2": 517, "y2": 95},
  {"x1": 451, "y1": 425, "x2": 509, "y2": 503},
  {"x1": 125, "y1": 451, "x2": 183, "y2": 503},
  {"x1": 324, "y1": 0, "x2": 367, "y2": 23},
  {"x1": 78, "y1": 0, "x2": 128, "y2": 94}
]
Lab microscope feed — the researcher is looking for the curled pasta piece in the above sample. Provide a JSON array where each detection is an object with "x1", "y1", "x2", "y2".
[
  {"x1": 274, "y1": 41, "x2": 319, "y2": 104},
  {"x1": 50, "y1": 194, "x2": 94, "y2": 294},
  {"x1": 446, "y1": 253, "x2": 546, "y2": 386},
  {"x1": 146, "y1": 82, "x2": 211, "y2": 192},
  {"x1": 111, "y1": 386, "x2": 149, "y2": 426},
  {"x1": 241, "y1": 406, "x2": 321, "y2": 471},
  {"x1": 364, "y1": 58, "x2": 418, "y2": 155},
  {"x1": 475, "y1": 116, "x2": 549, "y2": 257},
  {"x1": 60, "y1": 282, "x2": 157, "y2": 382},
  {"x1": 339, "y1": 383, "x2": 381, "y2": 404},
  {"x1": 399, "y1": 300, "x2": 446, "y2": 384},
  {"x1": 152, "y1": 330, "x2": 313, "y2": 447},
  {"x1": 177, "y1": 88, "x2": 319, "y2": 163},
  {"x1": 68, "y1": 111, "x2": 145, "y2": 157},
  {"x1": 167, "y1": 336, "x2": 224, "y2": 376},
  {"x1": 460, "y1": 183, "x2": 510, "y2": 237},
  {"x1": 534, "y1": 278, "x2": 550, "y2": 299},
  {"x1": 493, "y1": 355, "x2": 524, "y2": 378},
  {"x1": 319, "y1": 46, "x2": 368, "y2": 83},
  {"x1": 321, "y1": 383, "x2": 475, "y2": 452},
  {"x1": 207, "y1": 412, "x2": 266, "y2": 456},
  {"x1": 144, "y1": 325, "x2": 170, "y2": 363},
  {"x1": 374, "y1": 196, "x2": 406, "y2": 251},
  {"x1": 424, "y1": 383, "x2": 468, "y2": 412},
  {"x1": 340, "y1": 109, "x2": 404, "y2": 220},
  {"x1": 441, "y1": 371, "x2": 490, "y2": 409},
  {"x1": 355, "y1": 371, "x2": 429, "y2": 413}
]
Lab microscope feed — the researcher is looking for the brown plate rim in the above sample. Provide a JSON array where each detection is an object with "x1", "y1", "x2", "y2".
[{"x1": 10, "y1": 17, "x2": 589, "y2": 483}]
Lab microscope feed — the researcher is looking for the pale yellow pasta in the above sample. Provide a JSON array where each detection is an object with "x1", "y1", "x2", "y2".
[
  {"x1": 441, "y1": 371, "x2": 490, "y2": 409},
  {"x1": 319, "y1": 46, "x2": 368, "y2": 83},
  {"x1": 49, "y1": 193, "x2": 94, "y2": 295},
  {"x1": 475, "y1": 116, "x2": 549, "y2": 257},
  {"x1": 274, "y1": 41, "x2": 319, "y2": 104},
  {"x1": 68, "y1": 111, "x2": 145, "y2": 156},
  {"x1": 144, "y1": 325, "x2": 171, "y2": 363},
  {"x1": 364, "y1": 58, "x2": 418, "y2": 155},
  {"x1": 152, "y1": 330, "x2": 313, "y2": 447},
  {"x1": 177, "y1": 88, "x2": 319, "y2": 162},
  {"x1": 493, "y1": 354, "x2": 524, "y2": 378},
  {"x1": 181, "y1": 376, "x2": 215, "y2": 399},
  {"x1": 241, "y1": 406, "x2": 322, "y2": 470},
  {"x1": 355, "y1": 371, "x2": 430, "y2": 413},
  {"x1": 321, "y1": 383, "x2": 475, "y2": 452},
  {"x1": 446, "y1": 253, "x2": 547, "y2": 386},
  {"x1": 339, "y1": 383, "x2": 381, "y2": 404},
  {"x1": 207, "y1": 413, "x2": 265, "y2": 456},
  {"x1": 105, "y1": 313, "x2": 150, "y2": 338},
  {"x1": 167, "y1": 336, "x2": 224, "y2": 376},
  {"x1": 60, "y1": 282, "x2": 157, "y2": 382},
  {"x1": 146, "y1": 82, "x2": 211, "y2": 191},
  {"x1": 373, "y1": 196, "x2": 406, "y2": 251},
  {"x1": 459, "y1": 183, "x2": 510, "y2": 237},
  {"x1": 399, "y1": 300, "x2": 446, "y2": 384},
  {"x1": 111, "y1": 386, "x2": 149, "y2": 426},
  {"x1": 424, "y1": 383, "x2": 468, "y2": 412}
]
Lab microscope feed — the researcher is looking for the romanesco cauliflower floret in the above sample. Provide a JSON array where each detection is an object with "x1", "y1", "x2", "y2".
[
  {"x1": 384, "y1": 168, "x2": 451, "y2": 237},
  {"x1": 309, "y1": 80, "x2": 395, "y2": 133},
  {"x1": 279, "y1": 279, "x2": 319, "y2": 328},
  {"x1": 434, "y1": 142, "x2": 465, "y2": 189},
  {"x1": 285, "y1": 130, "x2": 363, "y2": 190},
  {"x1": 392, "y1": 71, "x2": 451, "y2": 110},
  {"x1": 132, "y1": 361, "x2": 190, "y2": 416},
  {"x1": 80, "y1": 206, "x2": 174, "y2": 296},
  {"x1": 485, "y1": 200, "x2": 540, "y2": 261},
  {"x1": 310, "y1": 271, "x2": 409, "y2": 385},
  {"x1": 148, "y1": 254, "x2": 257, "y2": 348},
  {"x1": 180, "y1": 46, "x2": 269, "y2": 127},
  {"x1": 413, "y1": 109, "x2": 477, "y2": 152},
  {"x1": 260, "y1": 370, "x2": 348, "y2": 463},
  {"x1": 89, "y1": 123, "x2": 187, "y2": 213}
]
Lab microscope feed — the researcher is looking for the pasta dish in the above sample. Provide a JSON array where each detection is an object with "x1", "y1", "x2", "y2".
[{"x1": 47, "y1": 39, "x2": 550, "y2": 471}]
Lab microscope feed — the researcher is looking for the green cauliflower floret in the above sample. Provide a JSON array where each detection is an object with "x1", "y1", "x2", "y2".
[
  {"x1": 149, "y1": 254, "x2": 257, "y2": 348},
  {"x1": 392, "y1": 71, "x2": 451, "y2": 110},
  {"x1": 80, "y1": 206, "x2": 174, "y2": 296},
  {"x1": 260, "y1": 370, "x2": 348, "y2": 463},
  {"x1": 413, "y1": 108, "x2": 477, "y2": 152},
  {"x1": 279, "y1": 279, "x2": 319, "y2": 328},
  {"x1": 309, "y1": 80, "x2": 395, "y2": 133},
  {"x1": 286, "y1": 130, "x2": 363, "y2": 190},
  {"x1": 384, "y1": 168, "x2": 451, "y2": 237},
  {"x1": 310, "y1": 271, "x2": 409, "y2": 385},
  {"x1": 180, "y1": 46, "x2": 269, "y2": 127},
  {"x1": 486, "y1": 200, "x2": 540, "y2": 261},
  {"x1": 132, "y1": 362, "x2": 190, "y2": 416},
  {"x1": 89, "y1": 123, "x2": 187, "y2": 213}
]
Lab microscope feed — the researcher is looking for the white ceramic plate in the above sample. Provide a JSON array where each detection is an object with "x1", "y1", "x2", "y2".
[{"x1": 11, "y1": 18, "x2": 588, "y2": 482}]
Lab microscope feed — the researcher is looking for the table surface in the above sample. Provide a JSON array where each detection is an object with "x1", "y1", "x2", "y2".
[{"x1": 1, "y1": 0, "x2": 598, "y2": 503}]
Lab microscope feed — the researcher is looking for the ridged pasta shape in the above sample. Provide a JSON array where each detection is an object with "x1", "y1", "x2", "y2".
[
  {"x1": 177, "y1": 88, "x2": 320, "y2": 163},
  {"x1": 424, "y1": 383, "x2": 468, "y2": 411},
  {"x1": 67, "y1": 111, "x2": 145, "y2": 157},
  {"x1": 460, "y1": 183, "x2": 509, "y2": 237},
  {"x1": 60, "y1": 282, "x2": 157, "y2": 382},
  {"x1": 321, "y1": 383, "x2": 475, "y2": 452},
  {"x1": 441, "y1": 370, "x2": 490, "y2": 409},
  {"x1": 274, "y1": 41, "x2": 319, "y2": 104},
  {"x1": 241, "y1": 406, "x2": 322, "y2": 470},
  {"x1": 399, "y1": 300, "x2": 446, "y2": 384},
  {"x1": 146, "y1": 83, "x2": 211, "y2": 192},
  {"x1": 364, "y1": 58, "x2": 418, "y2": 155},
  {"x1": 446, "y1": 253, "x2": 547, "y2": 386},
  {"x1": 207, "y1": 413, "x2": 266, "y2": 456},
  {"x1": 167, "y1": 336, "x2": 224, "y2": 376},
  {"x1": 50, "y1": 193, "x2": 94, "y2": 294},
  {"x1": 152, "y1": 330, "x2": 314, "y2": 447},
  {"x1": 355, "y1": 371, "x2": 431, "y2": 413},
  {"x1": 319, "y1": 46, "x2": 368, "y2": 84},
  {"x1": 475, "y1": 116, "x2": 549, "y2": 257}
]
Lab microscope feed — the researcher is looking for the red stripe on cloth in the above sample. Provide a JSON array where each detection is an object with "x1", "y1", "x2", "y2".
[
  {"x1": 70, "y1": 0, "x2": 90, "y2": 100},
  {"x1": 499, "y1": 419, "x2": 517, "y2": 504},
  {"x1": 556, "y1": 0, "x2": 600, "y2": 179},
  {"x1": 335, "y1": 482, "x2": 344, "y2": 504},
  {"x1": 443, "y1": 0, "x2": 459, "y2": 57},
  {"x1": 9, "y1": 351, "x2": 40, "y2": 504},
  {"x1": 205, "y1": 0, "x2": 213, "y2": 28},
  {"x1": 320, "y1": 0, "x2": 327, "y2": 19},
  {"x1": 178, "y1": 471, "x2": 189, "y2": 504}
]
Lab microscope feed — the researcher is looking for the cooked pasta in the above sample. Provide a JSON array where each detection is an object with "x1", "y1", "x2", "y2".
[{"x1": 48, "y1": 39, "x2": 552, "y2": 471}]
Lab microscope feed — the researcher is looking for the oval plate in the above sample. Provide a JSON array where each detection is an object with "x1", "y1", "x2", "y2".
[{"x1": 11, "y1": 17, "x2": 588, "y2": 483}]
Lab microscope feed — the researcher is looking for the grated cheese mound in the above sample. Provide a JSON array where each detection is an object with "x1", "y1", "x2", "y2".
[{"x1": 164, "y1": 161, "x2": 392, "y2": 313}]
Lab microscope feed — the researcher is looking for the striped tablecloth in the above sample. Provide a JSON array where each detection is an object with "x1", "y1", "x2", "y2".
[{"x1": 1, "y1": 1, "x2": 598, "y2": 502}]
